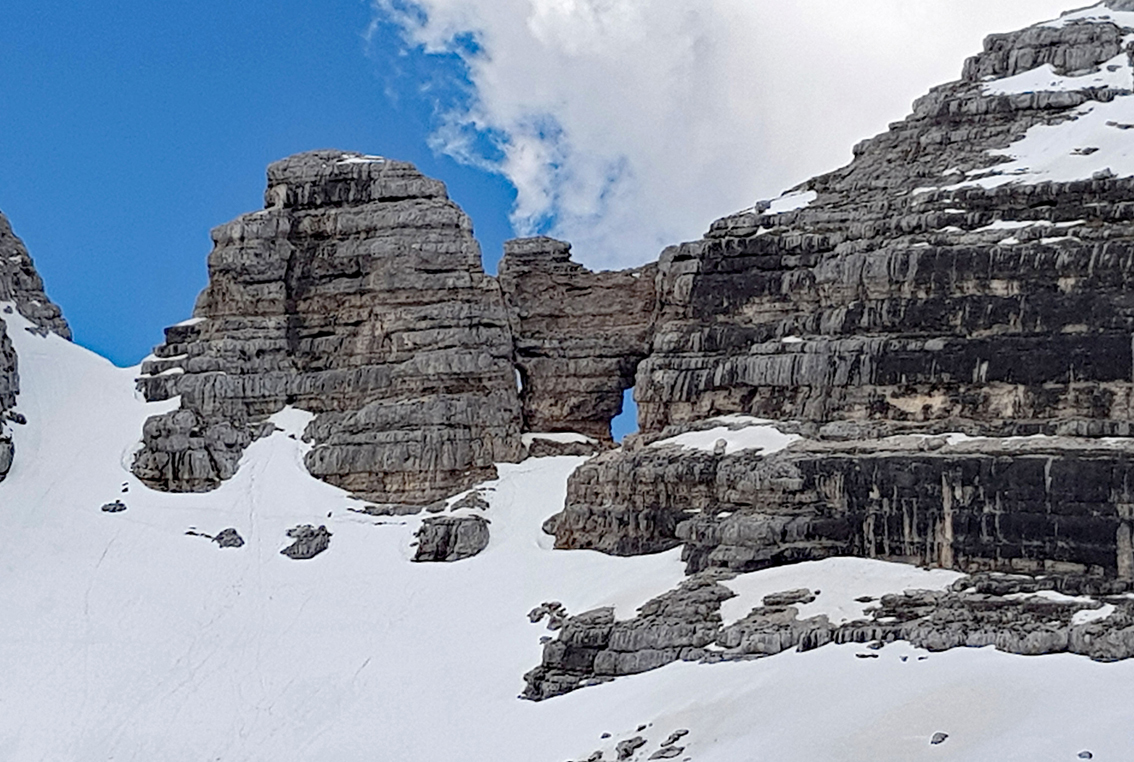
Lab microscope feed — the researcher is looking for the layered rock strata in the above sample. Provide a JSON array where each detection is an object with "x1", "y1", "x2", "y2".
[
  {"x1": 548, "y1": 5, "x2": 1134, "y2": 585},
  {"x1": 524, "y1": 568, "x2": 1134, "y2": 700},
  {"x1": 498, "y1": 237, "x2": 655, "y2": 441},
  {"x1": 638, "y1": 8, "x2": 1134, "y2": 435},
  {"x1": 548, "y1": 419, "x2": 1134, "y2": 578},
  {"x1": 0, "y1": 210, "x2": 70, "y2": 482},
  {"x1": 132, "y1": 151, "x2": 523, "y2": 504}
]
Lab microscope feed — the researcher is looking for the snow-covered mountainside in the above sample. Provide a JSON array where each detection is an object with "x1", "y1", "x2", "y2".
[
  {"x1": 3, "y1": 300, "x2": 1134, "y2": 761},
  {"x1": 10, "y1": 2, "x2": 1134, "y2": 760}
]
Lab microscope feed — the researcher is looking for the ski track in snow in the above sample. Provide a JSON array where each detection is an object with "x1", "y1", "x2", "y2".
[{"x1": 3, "y1": 301, "x2": 1134, "y2": 760}]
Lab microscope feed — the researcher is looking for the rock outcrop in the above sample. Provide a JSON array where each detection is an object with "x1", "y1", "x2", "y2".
[
  {"x1": 638, "y1": 8, "x2": 1134, "y2": 434},
  {"x1": 524, "y1": 568, "x2": 1134, "y2": 700},
  {"x1": 132, "y1": 151, "x2": 523, "y2": 504},
  {"x1": 546, "y1": 5, "x2": 1134, "y2": 586},
  {"x1": 498, "y1": 237, "x2": 655, "y2": 441},
  {"x1": 0, "y1": 210, "x2": 70, "y2": 482},
  {"x1": 548, "y1": 419, "x2": 1134, "y2": 578},
  {"x1": 412, "y1": 514, "x2": 490, "y2": 562}
]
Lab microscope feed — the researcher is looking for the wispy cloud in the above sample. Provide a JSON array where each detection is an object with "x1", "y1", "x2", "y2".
[{"x1": 373, "y1": 0, "x2": 1073, "y2": 268}]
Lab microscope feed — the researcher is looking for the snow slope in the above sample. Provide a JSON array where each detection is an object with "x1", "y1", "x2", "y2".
[{"x1": 2, "y1": 301, "x2": 1134, "y2": 761}]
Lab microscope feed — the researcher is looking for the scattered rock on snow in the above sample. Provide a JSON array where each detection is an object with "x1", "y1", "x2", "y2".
[
  {"x1": 616, "y1": 737, "x2": 646, "y2": 760},
  {"x1": 280, "y1": 525, "x2": 331, "y2": 560},
  {"x1": 762, "y1": 589, "x2": 816, "y2": 607},
  {"x1": 413, "y1": 515, "x2": 490, "y2": 562},
  {"x1": 213, "y1": 528, "x2": 245, "y2": 548},
  {"x1": 100, "y1": 500, "x2": 127, "y2": 513},
  {"x1": 648, "y1": 747, "x2": 683, "y2": 760},
  {"x1": 930, "y1": 732, "x2": 949, "y2": 745}
]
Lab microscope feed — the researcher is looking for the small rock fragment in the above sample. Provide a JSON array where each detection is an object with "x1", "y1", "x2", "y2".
[
  {"x1": 280, "y1": 524, "x2": 331, "y2": 560},
  {"x1": 616, "y1": 737, "x2": 647, "y2": 760},
  {"x1": 451, "y1": 491, "x2": 490, "y2": 511},
  {"x1": 100, "y1": 500, "x2": 127, "y2": 513},
  {"x1": 649, "y1": 748, "x2": 683, "y2": 760},
  {"x1": 660, "y1": 730, "x2": 689, "y2": 747},
  {"x1": 930, "y1": 732, "x2": 948, "y2": 745},
  {"x1": 762, "y1": 588, "x2": 816, "y2": 607},
  {"x1": 1078, "y1": 752, "x2": 1093, "y2": 760},
  {"x1": 213, "y1": 528, "x2": 245, "y2": 548}
]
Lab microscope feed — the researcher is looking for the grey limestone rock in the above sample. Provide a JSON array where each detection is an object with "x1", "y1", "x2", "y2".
[
  {"x1": 615, "y1": 737, "x2": 646, "y2": 760},
  {"x1": 524, "y1": 567, "x2": 1134, "y2": 700},
  {"x1": 281, "y1": 524, "x2": 331, "y2": 560},
  {"x1": 412, "y1": 514, "x2": 490, "y2": 562},
  {"x1": 637, "y1": 15, "x2": 1134, "y2": 437},
  {"x1": 132, "y1": 150, "x2": 523, "y2": 505},
  {"x1": 549, "y1": 421, "x2": 1134, "y2": 580},
  {"x1": 0, "y1": 211, "x2": 70, "y2": 483},
  {"x1": 498, "y1": 236, "x2": 655, "y2": 442},
  {"x1": 213, "y1": 528, "x2": 245, "y2": 548}
]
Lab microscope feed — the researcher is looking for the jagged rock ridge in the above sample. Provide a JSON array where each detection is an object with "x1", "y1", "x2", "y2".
[{"x1": 0, "y1": 210, "x2": 70, "y2": 482}]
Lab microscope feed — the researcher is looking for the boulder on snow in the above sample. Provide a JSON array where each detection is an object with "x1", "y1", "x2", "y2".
[
  {"x1": 213, "y1": 528, "x2": 245, "y2": 548},
  {"x1": 100, "y1": 500, "x2": 127, "y2": 513},
  {"x1": 412, "y1": 515, "x2": 490, "y2": 562},
  {"x1": 280, "y1": 524, "x2": 331, "y2": 560}
]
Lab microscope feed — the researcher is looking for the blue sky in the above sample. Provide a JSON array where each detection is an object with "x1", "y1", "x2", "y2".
[
  {"x1": 0, "y1": 0, "x2": 1074, "y2": 441},
  {"x1": 0, "y1": 0, "x2": 513, "y2": 364}
]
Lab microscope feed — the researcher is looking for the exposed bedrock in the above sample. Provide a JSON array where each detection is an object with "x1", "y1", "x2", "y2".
[
  {"x1": 524, "y1": 569, "x2": 1134, "y2": 700},
  {"x1": 0, "y1": 210, "x2": 71, "y2": 482},
  {"x1": 413, "y1": 514, "x2": 491, "y2": 562},
  {"x1": 132, "y1": 150, "x2": 523, "y2": 504},
  {"x1": 497, "y1": 236, "x2": 655, "y2": 441},
  {"x1": 637, "y1": 15, "x2": 1134, "y2": 436},
  {"x1": 548, "y1": 421, "x2": 1134, "y2": 580}
]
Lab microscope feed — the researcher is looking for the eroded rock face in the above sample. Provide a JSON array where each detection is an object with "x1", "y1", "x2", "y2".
[
  {"x1": 498, "y1": 236, "x2": 655, "y2": 441},
  {"x1": 132, "y1": 151, "x2": 523, "y2": 504},
  {"x1": 550, "y1": 421, "x2": 1134, "y2": 579},
  {"x1": 637, "y1": 13, "x2": 1134, "y2": 435},
  {"x1": 0, "y1": 210, "x2": 70, "y2": 482}
]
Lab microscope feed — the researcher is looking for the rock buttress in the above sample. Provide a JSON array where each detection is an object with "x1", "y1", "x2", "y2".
[
  {"x1": 497, "y1": 236, "x2": 655, "y2": 441},
  {"x1": 132, "y1": 151, "x2": 522, "y2": 505}
]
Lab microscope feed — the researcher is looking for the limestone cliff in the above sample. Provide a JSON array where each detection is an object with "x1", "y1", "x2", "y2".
[
  {"x1": 133, "y1": 151, "x2": 523, "y2": 504},
  {"x1": 545, "y1": 3, "x2": 1134, "y2": 582}
]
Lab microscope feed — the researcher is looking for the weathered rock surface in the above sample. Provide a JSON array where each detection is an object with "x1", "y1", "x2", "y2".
[
  {"x1": 132, "y1": 150, "x2": 523, "y2": 504},
  {"x1": 498, "y1": 237, "x2": 655, "y2": 441},
  {"x1": 213, "y1": 527, "x2": 245, "y2": 548},
  {"x1": 0, "y1": 210, "x2": 70, "y2": 482},
  {"x1": 0, "y1": 211, "x2": 71, "y2": 339},
  {"x1": 281, "y1": 524, "x2": 331, "y2": 560},
  {"x1": 413, "y1": 514, "x2": 490, "y2": 562},
  {"x1": 549, "y1": 420, "x2": 1134, "y2": 578},
  {"x1": 637, "y1": 11, "x2": 1134, "y2": 435},
  {"x1": 525, "y1": 568, "x2": 1134, "y2": 700},
  {"x1": 545, "y1": 9, "x2": 1134, "y2": 589}
]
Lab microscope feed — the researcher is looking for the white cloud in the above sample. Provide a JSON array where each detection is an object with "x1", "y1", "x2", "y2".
[{"x1": 374, "y1": 0, "x2": 1077, "y2": 268}]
